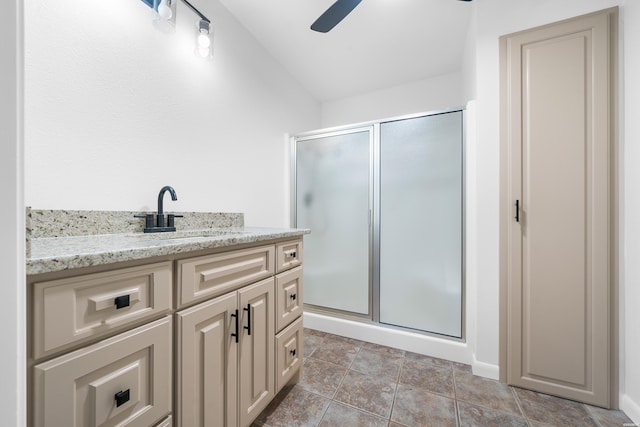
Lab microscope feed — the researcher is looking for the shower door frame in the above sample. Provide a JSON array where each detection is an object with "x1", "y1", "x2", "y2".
[
  {"x1": 291, "y1": 126, "x2": 376, "y2": 320},
  {"x1": 291, "y1": 108, "x2": 466, "y2": 341}
]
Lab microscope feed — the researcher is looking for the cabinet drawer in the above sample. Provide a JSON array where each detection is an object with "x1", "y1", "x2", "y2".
[
  {"x1": 32, "y1": 262, "x2": 172, "y2": 359},
  {"x1": 177, "y1": 245, "x2": 275, "y2": 308},
  {"x1": 276, "y1": 239, "x2": 303, "y2": 273},
  {"x1": 275, "y1": 266, "x2": 303, "y2": 332},
  {"x1": 33, "y1": 316, "x2": 172, "y2": 427},
  {"x1": 275, "y1": 317, "x2": 303, "y2": 394}
]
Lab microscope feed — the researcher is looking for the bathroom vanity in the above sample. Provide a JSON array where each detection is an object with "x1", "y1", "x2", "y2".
[{"x1": 26, "y1": 209, "x2": 308, "y2": 427}]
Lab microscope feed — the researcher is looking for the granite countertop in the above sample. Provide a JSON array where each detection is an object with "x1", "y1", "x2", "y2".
[
  {"x1": 25, "y1": 208, "x2": 309, "y2": 275},
  {"x1": 27, "y1": 227, "x2": 309, "y2": 275}
]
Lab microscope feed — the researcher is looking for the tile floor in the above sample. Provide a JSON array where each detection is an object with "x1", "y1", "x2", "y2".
[{"x1": 253, "y1": 328, "x2": 635, "y2": 427}]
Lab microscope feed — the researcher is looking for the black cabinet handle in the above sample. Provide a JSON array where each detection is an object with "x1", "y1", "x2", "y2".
[
  {"x1": 230, "y1": 309, "x2": 239, "y2": 343},
  {"x1": 290, "y1": 348, "x2": 296, "y2": 357},
  {"x1": 115, "y1": 389, "x2": 130, "y2": 407},
  {"x1": 243, "y1": 304, "x2": 252, "y2": 336},
  {"x1": 290, "y1": 251, "x2": 296, "y2": 258},
  {"x1": 114, "y1": 295, "x2": 130, "y2": 309},
  {"x1": 515, "y1": 200, "x2": 520, "y2": 222},
  {"x1": 290, "y1": 293, "x2": 297, "y2": 301}
]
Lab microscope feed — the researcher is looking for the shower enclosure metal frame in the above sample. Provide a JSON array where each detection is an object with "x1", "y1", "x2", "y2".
[{"x1": 291, "y1": 108, "x2": 466, "y2": 341}]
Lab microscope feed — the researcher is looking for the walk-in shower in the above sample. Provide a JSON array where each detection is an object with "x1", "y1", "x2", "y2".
[{"x1": 292, "y1": 109, "x2": 464, "y2": 339}]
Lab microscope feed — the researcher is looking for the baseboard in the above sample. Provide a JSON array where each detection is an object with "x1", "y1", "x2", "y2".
[
  {"x1": 621, "y1": 394, "x2": 640, "y2": 425},
  {"x1": 303, "y1": 311, "x2": 472, "y2": 365},
  {"x1": 471, "y1": 357, "x2": 500, "y2": 380}
]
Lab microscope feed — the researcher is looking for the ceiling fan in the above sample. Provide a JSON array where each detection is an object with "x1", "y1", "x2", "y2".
[{"x1": 311, "y1": 0, "x2": 473, "y2": 33}]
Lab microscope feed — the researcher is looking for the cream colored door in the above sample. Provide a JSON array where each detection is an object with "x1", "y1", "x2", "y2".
[
  {"x1": 175, "y1": 292, "x2": 238, "y2": 427},
  {"x1": 238, "y1": 277, "x2": 275, "y2": 427},
  {"x1": 500, "y1": 8, "x2": 616, "y2": 407}
]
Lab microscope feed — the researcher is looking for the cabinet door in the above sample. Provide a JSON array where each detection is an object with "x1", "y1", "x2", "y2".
[
  {"x1": 238, "y1": 277, "x2": 274, "y2": 427},
  {"x1": 176, "y1": 292, "x2": 238, "y2": 427}
]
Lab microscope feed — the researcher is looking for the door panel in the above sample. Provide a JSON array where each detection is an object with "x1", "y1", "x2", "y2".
[
  {"x1": 295, "y1": 129, "x2": 371, "y2": 315},
  {"x1": 501, "y1": 8, "x2": 615, "y2": 406},
  {"x1": 175, "y1": 292, "x2": 238, "y2": 427},
  {"x1": 238, "y1": 277, "x2": 274, "y2": 427},
  {"x1": 379, "y1": 112, "x2": 463, "y2": 337}
]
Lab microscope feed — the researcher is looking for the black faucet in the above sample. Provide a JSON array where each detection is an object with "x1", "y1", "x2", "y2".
[
  {"x1": 134, "y1": 185, "x2": 182, "y2": 233},
  {"x1": 156, "y1": 185, "x2": 177, "y2": 228}
]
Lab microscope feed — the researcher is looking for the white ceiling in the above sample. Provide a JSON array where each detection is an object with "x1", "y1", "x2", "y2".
[{"x1": 217, "y1": 0, "x2": 473, "y2": 102}]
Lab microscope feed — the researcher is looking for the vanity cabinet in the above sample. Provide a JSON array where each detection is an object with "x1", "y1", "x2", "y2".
[{"x1": 28, "y1": 237, "x2": 304, "y2": 427}]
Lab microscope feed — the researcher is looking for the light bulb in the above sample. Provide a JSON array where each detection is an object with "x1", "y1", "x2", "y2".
[
  {"x1": 196, "y1": 46, "x2": 211, "y2": 59},
  {"x1": 198, "y1": 33, "x2": 211, "y2": 49},
  {"x1": 157, "y1": 0, "x2": 172, "y2": 19}
]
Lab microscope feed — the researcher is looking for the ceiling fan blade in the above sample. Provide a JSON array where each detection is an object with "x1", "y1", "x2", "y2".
[{"x1": 311, "y1": 0, "x2": 362, "y2": 33}]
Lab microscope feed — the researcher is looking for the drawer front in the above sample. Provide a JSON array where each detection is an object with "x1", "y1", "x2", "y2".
[
  {"x1": 33, "y1": 316, "x2": 172, "y2": 427},
  {"x1": 275, "y1": 317, "x2": 303, "y2": 394},
  {"x1": 177, "y1": 245, "x2": 275, "y2": 308},
  {"x1": 32, "y1": 262, "x2": 172, "y2": 359},
  {"x1": 275, "y1": 266, "x2": 303, "y2": 332},
  {"x1": 276, "y1": 239, "x2": 303, "y2": 273}
]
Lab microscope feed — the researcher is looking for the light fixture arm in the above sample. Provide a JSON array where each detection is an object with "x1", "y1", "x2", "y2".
[{"x1": 178, "y1": 0, "x2": 210, "y2": 23}]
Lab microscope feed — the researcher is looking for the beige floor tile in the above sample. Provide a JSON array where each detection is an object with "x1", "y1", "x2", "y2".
[
  {"x1": 454, "y1": 371, "x2": 521, "y2": 414},
  {"x1": 513, "y1": 388, "x2": 598, "y2": 427},
  {"x1": 585, "y1": 404, "x2": 636, "y2": 427},
  {"x1": 350, "y1": 347, "x2": 403, "y2": 381},
  {"x1": 319, "y1": 401, "x2": 388, "y2": 427},
  {"x1": 303, "y1": 333, "x2": 325, "y2": 358},
  {"x1": 399, "y1": 358, "x2": 454, "y2": 398},
  {"x1": 253, "y1": 385, "x2": 330, "y2": 427},
  {"x1": 391, "y1": 383, "x2": 457, "y2": 427},
  {"x1": 334, "y1": 370, "x2": 397, "y2": 418},
  {"x1": 362, "y1": 341, "x2": 406, "y2": 357},
  {"x1": 405, "y1": 351, "x2": 453, "y2": 369},
  {"x1": 310, "y1": 337, "x2": 361, "y2": 367},
  {"x1": 298, "y1": 357, "x2": 348, "y2": 398},
  {"x1": 457, "y1": 401, "x2": 528, "y2": 427}
]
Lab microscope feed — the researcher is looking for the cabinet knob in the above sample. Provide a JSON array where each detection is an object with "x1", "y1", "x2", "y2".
[
  {"x1": 289, "y1": 293, "x2": 297, "y2": 301},
  {"x1": 290, "y1": 348, "x2": 296, "y2": 357},
  {"x1": 115, "y1": 389, "x2": 130, "y2": 407},
  {"x1": 114, "y1": 295, "x2": 130, "y2": 309}
]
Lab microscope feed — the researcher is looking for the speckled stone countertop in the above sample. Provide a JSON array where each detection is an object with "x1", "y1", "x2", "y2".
[{"x1": 26, "y1": 209, "x2": 309, "y2": 275}]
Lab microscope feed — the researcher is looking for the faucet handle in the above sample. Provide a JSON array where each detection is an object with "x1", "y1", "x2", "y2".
[
  {"x1": 167, "y1": 214, "x2": 183, "y2": 228},
  {"x1": 134, "y1": 214, "x2": 154, "y2": 229}
]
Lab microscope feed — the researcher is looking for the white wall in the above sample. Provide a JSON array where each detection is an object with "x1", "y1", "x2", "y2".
[
  {"x1": 24, "y1": 0, "x2": 320, "y2": 227},
  {"x1": 320, "y1": 72, "x2": 465, "y2": 128},
  {"x1": 0, "y1": 0, "x2": 25, "y2": 425},
  {"x1": 622, "y1": 0, "x2": 640, "y2": 421}
]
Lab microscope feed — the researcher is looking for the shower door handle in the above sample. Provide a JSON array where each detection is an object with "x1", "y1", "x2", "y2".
[{"x1": 515, "y1": 200, "x2": 520, "y2": 222}]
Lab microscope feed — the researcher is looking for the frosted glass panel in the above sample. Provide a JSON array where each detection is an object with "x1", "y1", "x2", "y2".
[
  {"x1": 379, "y1": 112, "x2": 462, "y2": 337},
  {"x1": 296, "y1": 131, "x2": 370, "y2": 314}
]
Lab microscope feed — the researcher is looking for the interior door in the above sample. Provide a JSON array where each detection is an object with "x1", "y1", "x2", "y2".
[{"x1": 501, "y1": 8, "x2": 616, "y2": 407}]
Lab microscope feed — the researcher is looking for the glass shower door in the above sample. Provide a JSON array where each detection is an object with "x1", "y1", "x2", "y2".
[
  {"x1": 295, "y1": 129, "x2": 371, "y2": 315},
  {"x1": 379, "y1": 112, "x2": 463, "y2": 337}
]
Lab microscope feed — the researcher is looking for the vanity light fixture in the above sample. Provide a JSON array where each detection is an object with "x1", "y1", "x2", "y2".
[{"x1": 149, "y1": 0, "x2": 213, "y2": 58}]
